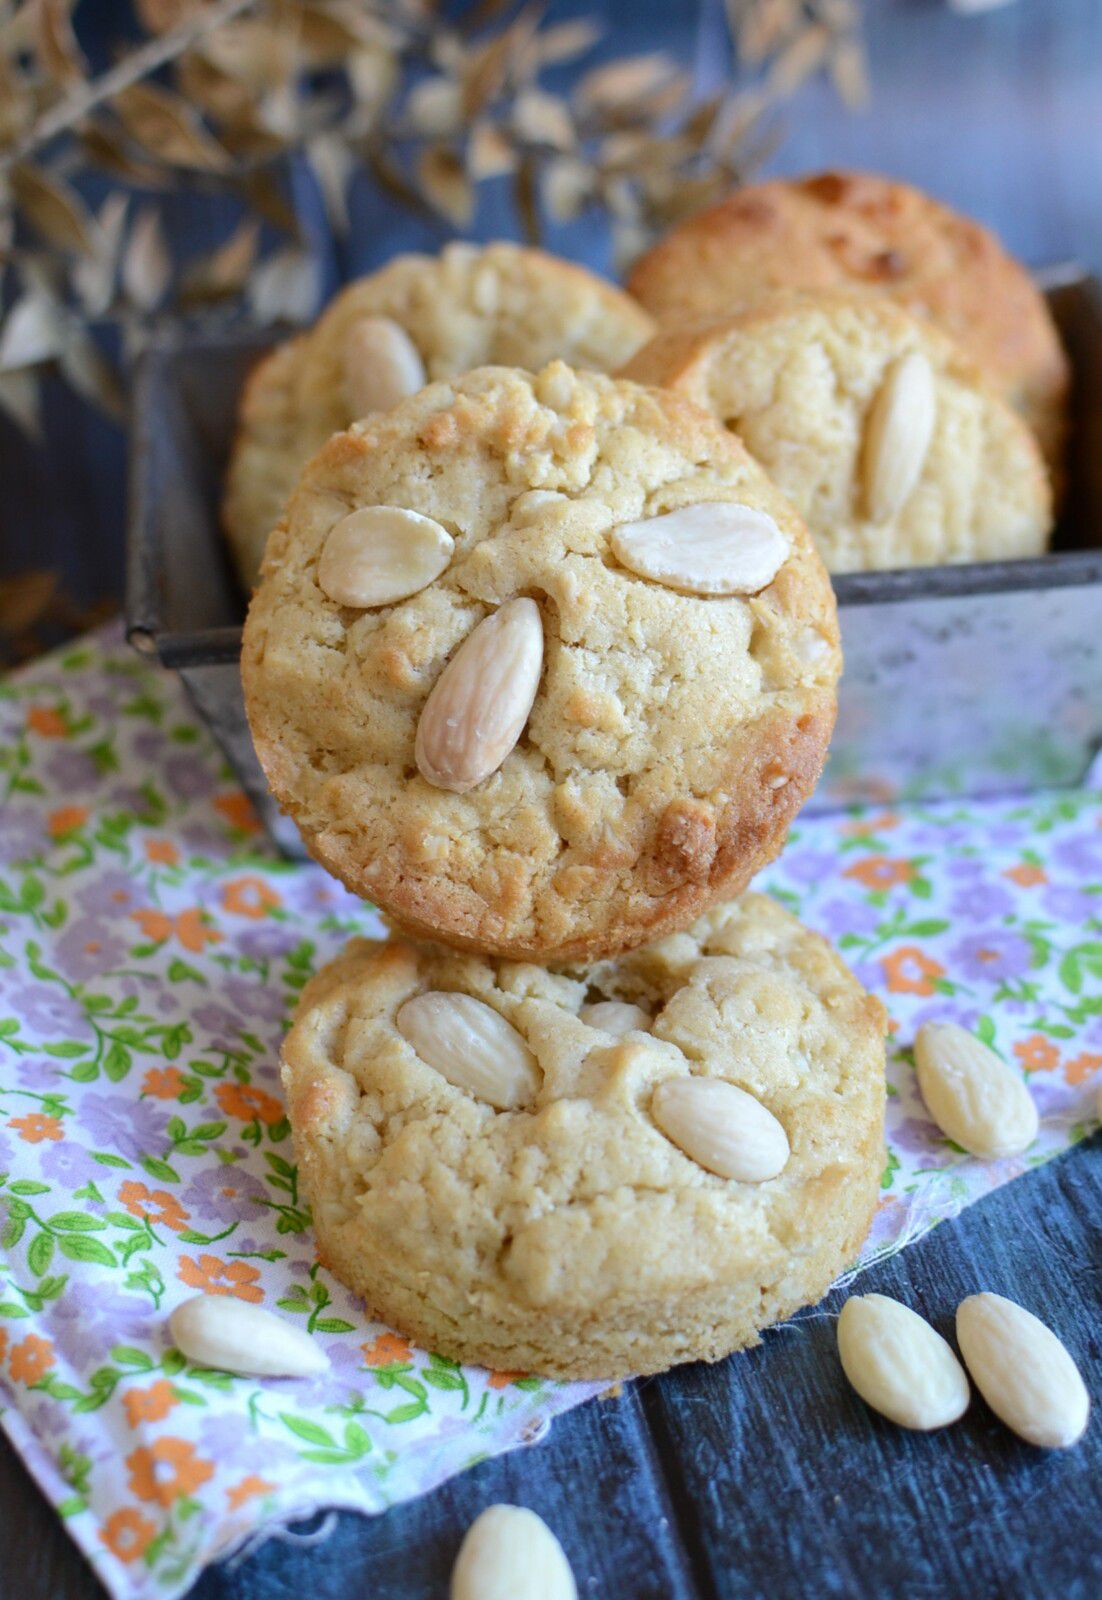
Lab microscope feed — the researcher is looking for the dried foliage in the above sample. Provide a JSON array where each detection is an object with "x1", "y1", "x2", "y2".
[{"x1": 0, "y1": 0, "x2": 866, "y2": 430}]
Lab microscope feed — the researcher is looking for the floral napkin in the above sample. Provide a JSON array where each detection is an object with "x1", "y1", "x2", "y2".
[{"x1": 0, "y1": 623, "x2": 1098, "y2": 1599}]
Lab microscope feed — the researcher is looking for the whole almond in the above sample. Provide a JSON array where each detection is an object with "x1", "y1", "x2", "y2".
[
  {"x1": 651, "y1": 1076, "x2": 789, "y2": 1181},
  {"x1": 342, "y1": 315, "x2": 426, "y2": 417},
  {"x1": 397, "y1": 992, "x2": 540, "y2": 1110},
  {"x1": 838, "y1": 1294, "x2": 970, "y2": 1431},
  {"x1": 610, "y1": 502, "x2": 787, "y2": 596},
  {"x1": 318, "y1": 506, "x2": 454, "y2": 609},
  {"x1": 956, "y1": 1293, "x2": 1090, "y2": 1448},
  {"x1": 914, "y1": 1021, "x2": 1038, "y2": 1158},
  {"x1": 862, "y1": 349, "x2": 936, "y2": 523},
  {"x1": 579, "y1": 999, "x2": 651, "y2": 1036},
  {"x1": 415, "y1": 598, "x2": 544, "y2": 792},
  {"x1": 451, "y1": 1505, "x2": 576, "y2": 1600},
  {"x1": 169, "y1": 1295, "x2": 331, "y2": 1378}
]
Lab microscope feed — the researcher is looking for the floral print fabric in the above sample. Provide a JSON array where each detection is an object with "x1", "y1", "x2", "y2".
[{"x1": 0, "y1": 624, "x2": 1098, "y2": 1598}]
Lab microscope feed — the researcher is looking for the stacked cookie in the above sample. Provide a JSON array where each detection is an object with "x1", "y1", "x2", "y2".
[{"x1": 232, "y1": 239, "x2": 895, "y2": 1380}]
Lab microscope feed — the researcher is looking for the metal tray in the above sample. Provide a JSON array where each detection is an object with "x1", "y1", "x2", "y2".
[{"x1": 126, "y1": 273, "x2": 1102, "y2": 853}]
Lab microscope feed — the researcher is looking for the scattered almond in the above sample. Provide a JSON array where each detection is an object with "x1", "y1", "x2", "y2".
[
  {"x1": 415, "y1": 597, "x2": 544, "y2": 792},
  {"x1": 610, "y1": 502, "x2": 787, "y2": 596},
  {"x1": 956, "y1": 1293, "x2": 1090, "y2": 1449},
  {"x1": 914, "y1": 1021, "x2": 1038, "y2": 1158},
  {"x1": 837, "y1": 1294, "x2": 970, "y2": 1431},
  {"x1": 651, "y1": 1076, "x2": 789, "y2": 1181},
  {"x1": 341, "y1": 314, "x2": 426, "y2": 417},
  {"x1": 451, "y1": 1505, "x2": 577, "y2": 1600},
  {"x1": 862, "y1": 349, "x2": 936, "y2": 523},
  {"x1": 168, "y1": 1295, "x2": 331, "y2": 1378},
  {"x1": 397, "y1": 991, "x2": 540, "y2": 1109},
  {"x1": 579, "y1": 999, "x2": 650, "y2": 1036},
  {"x1": 318, "y1": 506, "x2": 454, "y2": 609}
]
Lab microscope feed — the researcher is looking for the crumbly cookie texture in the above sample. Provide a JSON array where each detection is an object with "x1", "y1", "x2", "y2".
[
  {"x1": 242, "y1": 363, "x2": 840, "y2": 962},
  {"x1": 280, "y1": 894, "x2": 888, "y2": 1380},
  {"x1": 626, "y1": 170, "x2": 1069, "y2": 472},
  {"x1": 223, "y1": 241, "x2": 655, "y2": 586},
  {"x1": 621, "y1": 293, "x2": 1053, "y2": 573}
]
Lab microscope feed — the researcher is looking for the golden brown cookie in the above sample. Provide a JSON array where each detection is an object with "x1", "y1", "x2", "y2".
[
  {"x1": 281, "y1": 895, "x2": 887, "y2": 1379},
  {"x1": 242, "y1": 363, "x2": 840, "y2": 961},
  {"x1": 621, "y1": 292, "x2": 1053, "y2": 573},
  {"x1": 626, "y1": 171, "x2": 1068, "y2": 472},
  {"x1": 223, "y1": 241, "x2": 655, "y2": 586}
]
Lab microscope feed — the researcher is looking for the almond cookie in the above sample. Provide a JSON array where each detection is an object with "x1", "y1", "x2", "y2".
[
  {"x1": 223, "y1": 241, "x2": 655, "y2": 586},
  {"x1": 622, "y1": 293, "x2": 1053, "y2": 573},
  {"x1": 627, "y1": 171, "x2": 1068, "y2": 472},
  {"x1": 242, "y1": 363, "x2": 840, "y2": 961},
  {"x1": 281, "y1": 894, "x2": 887, "y2": 1380}
]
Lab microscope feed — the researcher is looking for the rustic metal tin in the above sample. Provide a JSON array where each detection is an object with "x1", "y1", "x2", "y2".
[{"x1": 126, "y1": 275, "x2": 1102, "y2": 854}]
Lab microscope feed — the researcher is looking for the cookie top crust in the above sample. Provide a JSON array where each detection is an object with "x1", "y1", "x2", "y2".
[
  {"x1": 621, "y1": 292, "x2": 1053, "y2": 573},
  {"x1": 280, "y1": 894, "x2": 887, "y2": 1379},
  {"x1": 223, "y1": 241, "x2": 655, "y2": 585},
  {"x1": 626, "y1": 170, "x2": 1068, "y2": 470},
  {"x1": 242, "y1": 363, "x2": 840, "y2": 962}
]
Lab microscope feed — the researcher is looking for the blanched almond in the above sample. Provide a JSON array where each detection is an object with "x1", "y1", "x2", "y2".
[
  {"x1": 914, "y1": 1021, "x2": 1038, "y2": 1158},
  {"x1": 838, "y1": 1294, "x2": 970, "y2": 1431},
  {"x1": 451, "y1": 1505, "x2": 576, "y2": 1600},
  {"x1": 862, "y1": 349, "x2": 936, "y2": 523},
  {"x1": 318, "y1": 506, "x2": 453, "y2": 608},
  {"x1": 956, "y1": 1293, "x2": 1090, "y2": 1448},
  {"x1": 415, "y1": 598, "x2": 543, "y2": 792},
  {"x1": 397, "y1": 992, "x2": 540, "y2": 1109},
  {"x1": 579, "y1": 999, "x2": 650, "y2": 1036},
  {"x1": 651, "y1": 1076, "x2": 789, "y2": 1181},
  {"x1": 342, "y1": 315, "x2": 425, "y2": 416},
  {"x1": 610, "y1": 502, "x2": 787, "y2": 596},
  {"x1": 169, "y1": 1295, "x2": 331, "y2": 1378}
]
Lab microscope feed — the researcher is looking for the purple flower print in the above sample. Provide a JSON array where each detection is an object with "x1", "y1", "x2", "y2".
[
  {"x1": 237, "y1": 924, "x2": 299, "y2": 961},
  {"x1": 0, "y1": 1128, "x2": 15, "y2": 1173},
  {"x1": 182, "y1": 1163, "x2": 269, "y2": 1224},
  {"x1": 38, "y1": 1141, "x2": 106, "y2": 1191},
  {"x1": 948, "y1": 882, "x2": 1014, "y2": 921},
  {"x1": 1051, "y1": 829, "x2": 1102, "y2": 878},
  {"x1": 42, "y1": 746, "x2": 100, "y2": 791},
  {"x1": 285, "y1": 872, "x2": 361, "y2": 919},
  {"x1": 890, "y1": 1115, "x2": 947, "y2": 1163},
  {"x1": 74, "y1": 869, "x2": 145, "y2": 920},
  {"x1": 0, "y1": 808, "x2": 46, "y2": 866},
  {"x1": 197, "y1": 1413, "x2": 298, "y2": 1472},
  {"x1": 6, "y1": 980, "x2": 90, "y2": 1040},
  {"x1": 1042, "y1": 885, "x2": 1100, "y2": 925},
  {"x1": 946, "y1": 857, "x2": 985, "y2": 881},
  {"x1": 193, "y1": 1001, "x2": 246, "y2": 1050},
  {"x1": 44, "y1": 1282, "x2": 153, "y2": 1367},
  {"x1": 815, "y1": 898, "x2": 881, "y2": 939},
  {"x1": 221, "y1": 976, "x2": 286, "y2": 1023},
  {"x1": 76, "y1": 1092, "x2": 170, "y2": 1162},
  {"x1": 165, "y1": 754, "x2": 216, "y2": 801},
  {"x1": 14, "y1": 1055, "x2": 67, "y2": 1089},
  {"x1": 778, "y1": 848, "x2": 839, "y2": 889},
  {"x1": 108, "y1": 784, "x2": 155, "y2": 816},
  {"x1": 132, "y1": 729, "x2": 168, "y2": 764},
  {"x1": 950, "y1": 930, "x2": 1033, "y2": 985},
  {"x1": 54, "y1": 917, "x2": 129, "y2": 982}
]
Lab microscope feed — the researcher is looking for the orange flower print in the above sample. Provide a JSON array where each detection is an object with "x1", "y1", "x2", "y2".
[
  {"x1": 9, "y1": 1113, "x2": 62, "y2": 1144},
  {"x1": 881, "y1": 946, "x2": 945, "y2": 997},
  {"x1": 144, "y1": 838, "x2": 180, "y2": 866},
  {"x1": 118, "y1": 1181, "x2": 190, "y2": 1234},
  {"x1": 487, "y1": 1369, "x2": 527, "y2": 1390},
  {"x1": 178, "y1": 1254, "x2": 263, "y2": 1303},
  {"x1": 99, "y1": 1507, "x2": 158, "y2": 1565},
  {"x1": 226, "y1": 1475, "x2": 276, "y2": 1510},
  {"x1": 220, "y1": 876, "x2": 281, "y2": 918},
  {"x1": 844, "y1": 856, "x2": 915, "y2": 890},
  {"x1": 1065, "y1": 1052, "x2": 1102, "y2": 1087},
  {"x1": 1014, "y1": 1034, "x2": 1060, "y2": 1075},
  {"x1": 142, "y1": 1066, "x2": 186, "y2": 1100},
  {"x1": 123, "y1": 1380, "x2": 178, "y2": 1427},
  {"x1": 0, "y1": 1330, "x2": 8, "y2": 1366},
  {"x1": 842, "y1": 811, "x2": 900, "y2": 836},
  {"x1": 126, "y1": 1438, "x2": 214, "y2": 1507},
  {"x1": 215, "y1": 1082, "x2": 284, "y2": 1126},
  {"x1": 47, "y1": 805, "x2": 88, "y2": 838},
  {"x1": 131, "y1": 907, "x2": 221, "y2": 953},
  {"x1": 26, "y1": 706, "x2": 67, "y2": 738},
  {"x1": 1003, "y1": 862, "x2": 1047, "y2": 888},
  {"x1": 9, "y1": 1334, "x2": 55, "y2": 1384},
  {"x1": 214, "y1": 791, "x2": 261, "y2": 834},
  {"x1": 363, "y1": 1332, "x2": 412, "y2": 1368}
]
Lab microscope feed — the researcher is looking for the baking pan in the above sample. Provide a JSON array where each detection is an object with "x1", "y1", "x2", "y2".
[{"x1": 125, "y1": 271, "x2": 1102, "y2": 854}]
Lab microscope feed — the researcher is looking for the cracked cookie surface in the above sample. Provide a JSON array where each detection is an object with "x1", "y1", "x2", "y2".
[
  {"x1": 242, "y1": 363, "x2": 840, "y2": 961},
  {"x1": 223, "y1": 241, "x2": 654, "y2": 586},
  {"x1": 280, "y1": 894, "x2": 887, "y2": 1379}
]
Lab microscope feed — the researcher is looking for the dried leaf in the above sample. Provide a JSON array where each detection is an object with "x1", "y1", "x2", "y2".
[
  {"x1": 418, "y1": 145, "x2": 474, "y2": 226},
  {"x1": 306, "y1": 133, "x2": 353, "y2": 233},
  {"x1": 576, "y1": 52, "x2": 681, "y2": 117},
  {"x1": 534, "y1": 19, "x2": 602, "y2": 69},
  {"x1": 542, "y1": 155, "x2": 592, "y2": 221},
  {"x1": 830, "y1": 37, "x2": 869, "y2": 109},
  {"x1": 114, "y1": 82, "x2": 231, "y2": 172},
  {"x1": 405, "y1": 75, "x2": 463, "y2": 137},
  {"x1": 512, "y1": 88, "x2": 573, "y2": 150},
  {"x1": 0, "y1": 570, "x2": 58, "y2": 634},
  {"x1": 247, "y1": 246, "x2": 321, "y2": 325},
  {"x1": 57, "y1": 329, "x2": 126, "y2": 421},
  {"x1": 34, "y1": 0, "x2": 87, "y2": 85},
  {"x1": 0, "y1": 294, "x2": 67, "y2": 370},
  {"x1": 513, "y1": 154, "x2": 540, "y2": 244},
  {"x1": 468, "y1": 120, "x2": 516, "y2": 180},
  {"x1": 237, "y1": 167, "x2": 301, "y2": 236},
  {"x1": 0, "y1": 368, "x2": 43, "y2": 439},
  {"x1": 767, "y1": 23, "x2": 831, "y2": 96},
  {"x1": 71, "y1": 192, "x2": 129, "y2": 317},
  {"x1": 10, "y1": 164, "x2": 96, "y2": 254},
  {"x1": 180, "y1": 217, "x2": 260, "y2": 303},
  {"x1": 80, "y1": 122, "x2": 167, "y2": 188},
  {"x1": 122, "y1": 207, "x2": 172, "y2": 312}
]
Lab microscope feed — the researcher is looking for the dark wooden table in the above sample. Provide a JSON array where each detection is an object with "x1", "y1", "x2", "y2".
[{"x1": 1, "y1": 2, "x2": 1100, "y2": 1596}]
